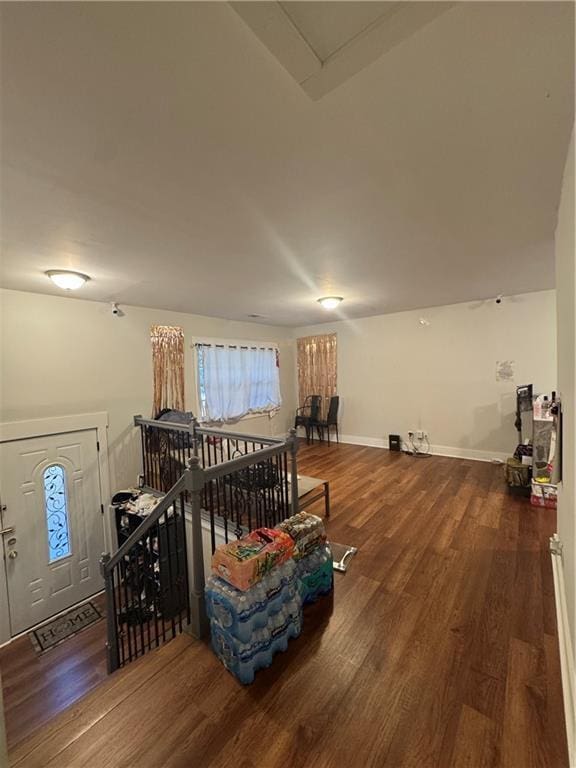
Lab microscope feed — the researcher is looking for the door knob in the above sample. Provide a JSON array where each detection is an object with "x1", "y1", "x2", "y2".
[{"x1": 8, "y1": 550, "x2": 17, "y2": 559}]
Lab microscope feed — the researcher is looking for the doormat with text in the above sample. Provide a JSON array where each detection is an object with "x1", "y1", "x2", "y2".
[{"x1": 29, "y1": 601, "x2": 103, "y2": 654}]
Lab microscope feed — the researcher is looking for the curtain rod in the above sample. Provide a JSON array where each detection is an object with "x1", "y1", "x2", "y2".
[{"x1": 194, "y1": 342, "x2": 277, "y2": 351}]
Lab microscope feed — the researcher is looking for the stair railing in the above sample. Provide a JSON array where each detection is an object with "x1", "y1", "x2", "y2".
[{"x1": 100, "y1": 426, "x2": 299, "y2": 673}]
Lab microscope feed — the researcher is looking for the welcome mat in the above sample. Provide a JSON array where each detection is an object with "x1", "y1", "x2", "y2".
[
  {"x1": 29, "y1": 601, "x2": 103, "y2": 654},
  {"x1": 331, "y1": 542, "x2": 358, "y2": 573}
]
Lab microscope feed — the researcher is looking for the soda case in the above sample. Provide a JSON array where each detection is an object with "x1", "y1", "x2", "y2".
[
  {"x1": 205, "y1": 560, "x2": 299, "y2": 643},
  {"x1": 211, "y1": 527, "x2": 294, "y2": 591},
  {"x1": 530, "y1": 480, "x2": 557, "y2": 509},
  {"x1": 297, "y1": 544, "x2": 334, "y2": 605},
  {"x1": 210, "y1": 598, "x2": 303, "y2": 684},
  {"x1": 277, "y1": 512, "x2": 326, "y2": 559}
]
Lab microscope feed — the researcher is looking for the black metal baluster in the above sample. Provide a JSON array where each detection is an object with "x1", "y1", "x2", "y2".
[
  {"x1": 273, "y1": 454, "x2": 280, "y2": 525},
  {"x1": 111, "y1": 566, "x2": 123, "y2": 668},
  {"x1": 208, "y1": 476, "x2": 216, "y2": 554},
  {"x1": 142, "y1": 427, "x2": 148, "y2": 488},
  {"x1": 230, "y1": 468, "x2": 238, "y2": 534},
  {"x1": 122, "y1": 553, "x2": 134, "y2": 663},
  {"x1": 156, "y1": 427, "x2": 162, "y2": 489},
  {"x1": 266, "y1": 458, "x2": 273, "y2": 526},
  {"x1": 222, "y1": 475, "x2": 229, "y2": 544},
  {"x1": 177, "y1": 432, "x2": 183, "y2": 481},
  {"x1": 134, "y1": 536, "x2": 147, "y2": 658},
  {"x1": 276, "y1": 452, "x2": 282, "y2": 524},
  {"x1": 150, "y1": 427, "x2": 156, "y2": 489},
  {"x1": 211, "y1": 440, "x2": 221, "y2": 524},
  {"x1": 212, "y1": 437, "x2": 218, "y2": 470},
  {"x1": 172, "y1": 494, "x2": 183, "y2": 634},
  {"x1": 179, "y1": 491, "x2": 191, "y2": 623},
  {"x1": 162, "y1": 509, "x2": 177, "y2": 639},
  {"x1": 140, "y1": 427, "x2": 146, "y2": 488},
  {"x1": 148, "y1": 427, "x2": 154, "y2": 487},
  {"x1": 247, "y1": 465, "x2": 253, "y2": 534},
  {"x1": 151, "y1": 519, "x2": 161, "y2": 648},
  {"x1": 283, "y1": 450, "x2": 289, "y2": 519},
  {"x1": 166, "y1": 432, "x2": 174, "y2": 492},
  {"x1": 145, "y1": 528, "x2": 153, "y2": 654},
  {"x1": 255, "y1": 473, "x2": 262, "y2": 529},
  {"x1": 178, "y1": 430, "x2": 183, "y2": 469},
  {"x1": 175, "y1": 430, "x2": 181, "y2": 483},
  {"x1": 157, "y1": 518, "x2": 167, "y2": 645}
]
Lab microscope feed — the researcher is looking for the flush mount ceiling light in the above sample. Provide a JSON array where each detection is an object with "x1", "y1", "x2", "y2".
[
  {"x1": 45, "y1": 270, "x2": 90, "y2": 291},
  {"x1": 317, "y1": 296, "x2": 343, "y2": 310}
]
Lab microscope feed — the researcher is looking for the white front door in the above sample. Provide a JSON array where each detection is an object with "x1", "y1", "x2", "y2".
[{"x1": 0, "y1": 429, "x2": 105, "y2": 635}]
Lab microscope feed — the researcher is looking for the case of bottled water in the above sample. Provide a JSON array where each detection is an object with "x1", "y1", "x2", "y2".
[
  {"x1": 205, "y1": 560, "x2": 299, "y2": 643},
  {"x1": 210, "y1": 597, "x2": 303, "y2": 684},
  {"x1": 296, "y1": 544, "x2": 334, "y2": 605}
]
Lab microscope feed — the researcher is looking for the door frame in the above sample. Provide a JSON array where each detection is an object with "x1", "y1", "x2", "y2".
[{"x1": 0, "y1": 412, "x2": 111, "y2": 645}]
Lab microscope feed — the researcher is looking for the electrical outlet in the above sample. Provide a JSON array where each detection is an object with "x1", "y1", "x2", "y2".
[{"x1": 417, "y1": 430, "x2": 424, "y2": 440}]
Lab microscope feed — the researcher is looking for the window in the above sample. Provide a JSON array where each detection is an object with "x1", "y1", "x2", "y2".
[
  {"x1": 195, "y1": 341, "x2": 281, "y2": 423},
  {"x1": 43, "y1": 464, "x2": 71, "y2": 562}
]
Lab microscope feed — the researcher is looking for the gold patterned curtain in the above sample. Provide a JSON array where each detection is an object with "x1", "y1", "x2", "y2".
[
  {"x1": 296, "y1": 333, "x2": 337, "y2": 418},
  {"x1": 151, "y1": 325, "x2": 185, "y2": 416}
]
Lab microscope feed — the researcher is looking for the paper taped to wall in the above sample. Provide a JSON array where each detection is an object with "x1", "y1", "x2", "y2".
[{"x1": 496, "y1": 360, "x2": 515, "y2": 382}]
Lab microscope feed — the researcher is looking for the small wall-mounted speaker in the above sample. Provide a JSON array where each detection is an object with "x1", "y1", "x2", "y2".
[{"x1": 389, "y1": 434, "x2": 401, "y2": 452}]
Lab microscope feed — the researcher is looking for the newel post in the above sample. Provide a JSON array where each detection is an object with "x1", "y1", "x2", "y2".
[
  {"x1": 184, "y1": 457, "x2": 209, "y2": 639},
  {"x1": 100, "y1": 552, "x2": 119, "y2": 673},
  {"x1": 288, "y1": 427, "x2": 299, "y2": 515}
]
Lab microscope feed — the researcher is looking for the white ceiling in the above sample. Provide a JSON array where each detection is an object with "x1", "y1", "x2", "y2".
[
  {"x1": 0, "y1": 2, "x2": 573, "y2": 327},
  {"x1": 232, "y1": 2, "x2": 454, "y2": 98},
  {"x1": 283, "y1": 2, "x2": 395, "y2": 60}
]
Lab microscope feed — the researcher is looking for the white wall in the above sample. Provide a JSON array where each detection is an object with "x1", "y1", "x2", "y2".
[
  {"x1": 0, "y1": 286, "x2": 559, "y2": 484},
  {"x1": 294, "y1": 290, "x2": 557, "y2": 460},
  {"x1": 0, "y1": 289, "x2": 296, "y2": 495},
  {"x1": 555, "y1": 129, "x2": 575, "y2": 665}
]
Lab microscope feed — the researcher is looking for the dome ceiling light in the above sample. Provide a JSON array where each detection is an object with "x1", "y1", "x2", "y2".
[
  {"x1": 45, "y1": 270, "x2": 90, "y2": 290},
  {"x1": 317, "y1": 296, "x2": 343, "y2": 310}
]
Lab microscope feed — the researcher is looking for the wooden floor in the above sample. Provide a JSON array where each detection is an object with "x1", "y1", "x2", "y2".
[
  {"x1": 4, "y1": 441, "x2": 569, "y2": 767},
  {"x1": 0, "y1": 595, "x2": 108, "y2": 748}
]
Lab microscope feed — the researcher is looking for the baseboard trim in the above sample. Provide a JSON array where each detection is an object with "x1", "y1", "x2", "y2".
[
  {"x1": 338, "y1": 433, "x2": 509, "y2": 463},
  {"x1": 550, "y1": 536, "x2": 576, "y2": 767}
]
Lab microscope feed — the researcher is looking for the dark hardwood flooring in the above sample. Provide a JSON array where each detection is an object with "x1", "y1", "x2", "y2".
[
  {"x1": 4, "y1": 441, "x2": 569, "y2": 767},
  {"x1": 0, "y1": 595, "x2": 108, "y2": 749}
]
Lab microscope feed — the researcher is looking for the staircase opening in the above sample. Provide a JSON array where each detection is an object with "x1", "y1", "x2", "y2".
[{"x1": 100, "y1": 417, "x2": 299, "y2": 672}]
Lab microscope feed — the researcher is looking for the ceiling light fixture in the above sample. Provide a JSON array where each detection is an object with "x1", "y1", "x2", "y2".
[
  {"x1": 317, "y1": 296, "x2": 343, "y2": 310},
  {"x1": 45, "y1": 270, "x2": 90, "y2": 291}
]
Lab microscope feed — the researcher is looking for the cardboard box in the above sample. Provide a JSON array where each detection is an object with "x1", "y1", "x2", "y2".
[{"x1": 211, "y1": 528, "x2": 294, "y2": 591}]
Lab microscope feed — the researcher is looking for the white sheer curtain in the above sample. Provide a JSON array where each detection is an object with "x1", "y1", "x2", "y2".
[{"x1": 196, "y1": 343, "x2": 281, "y2": 423}]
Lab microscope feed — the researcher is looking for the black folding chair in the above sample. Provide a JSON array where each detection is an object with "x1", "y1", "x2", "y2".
[
  {"x1": 294, "y1": 395, "x2": 322, "y2": 444},
  {"x1": 316, "y1": 396, "x2": 340, "y2": 443}
]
